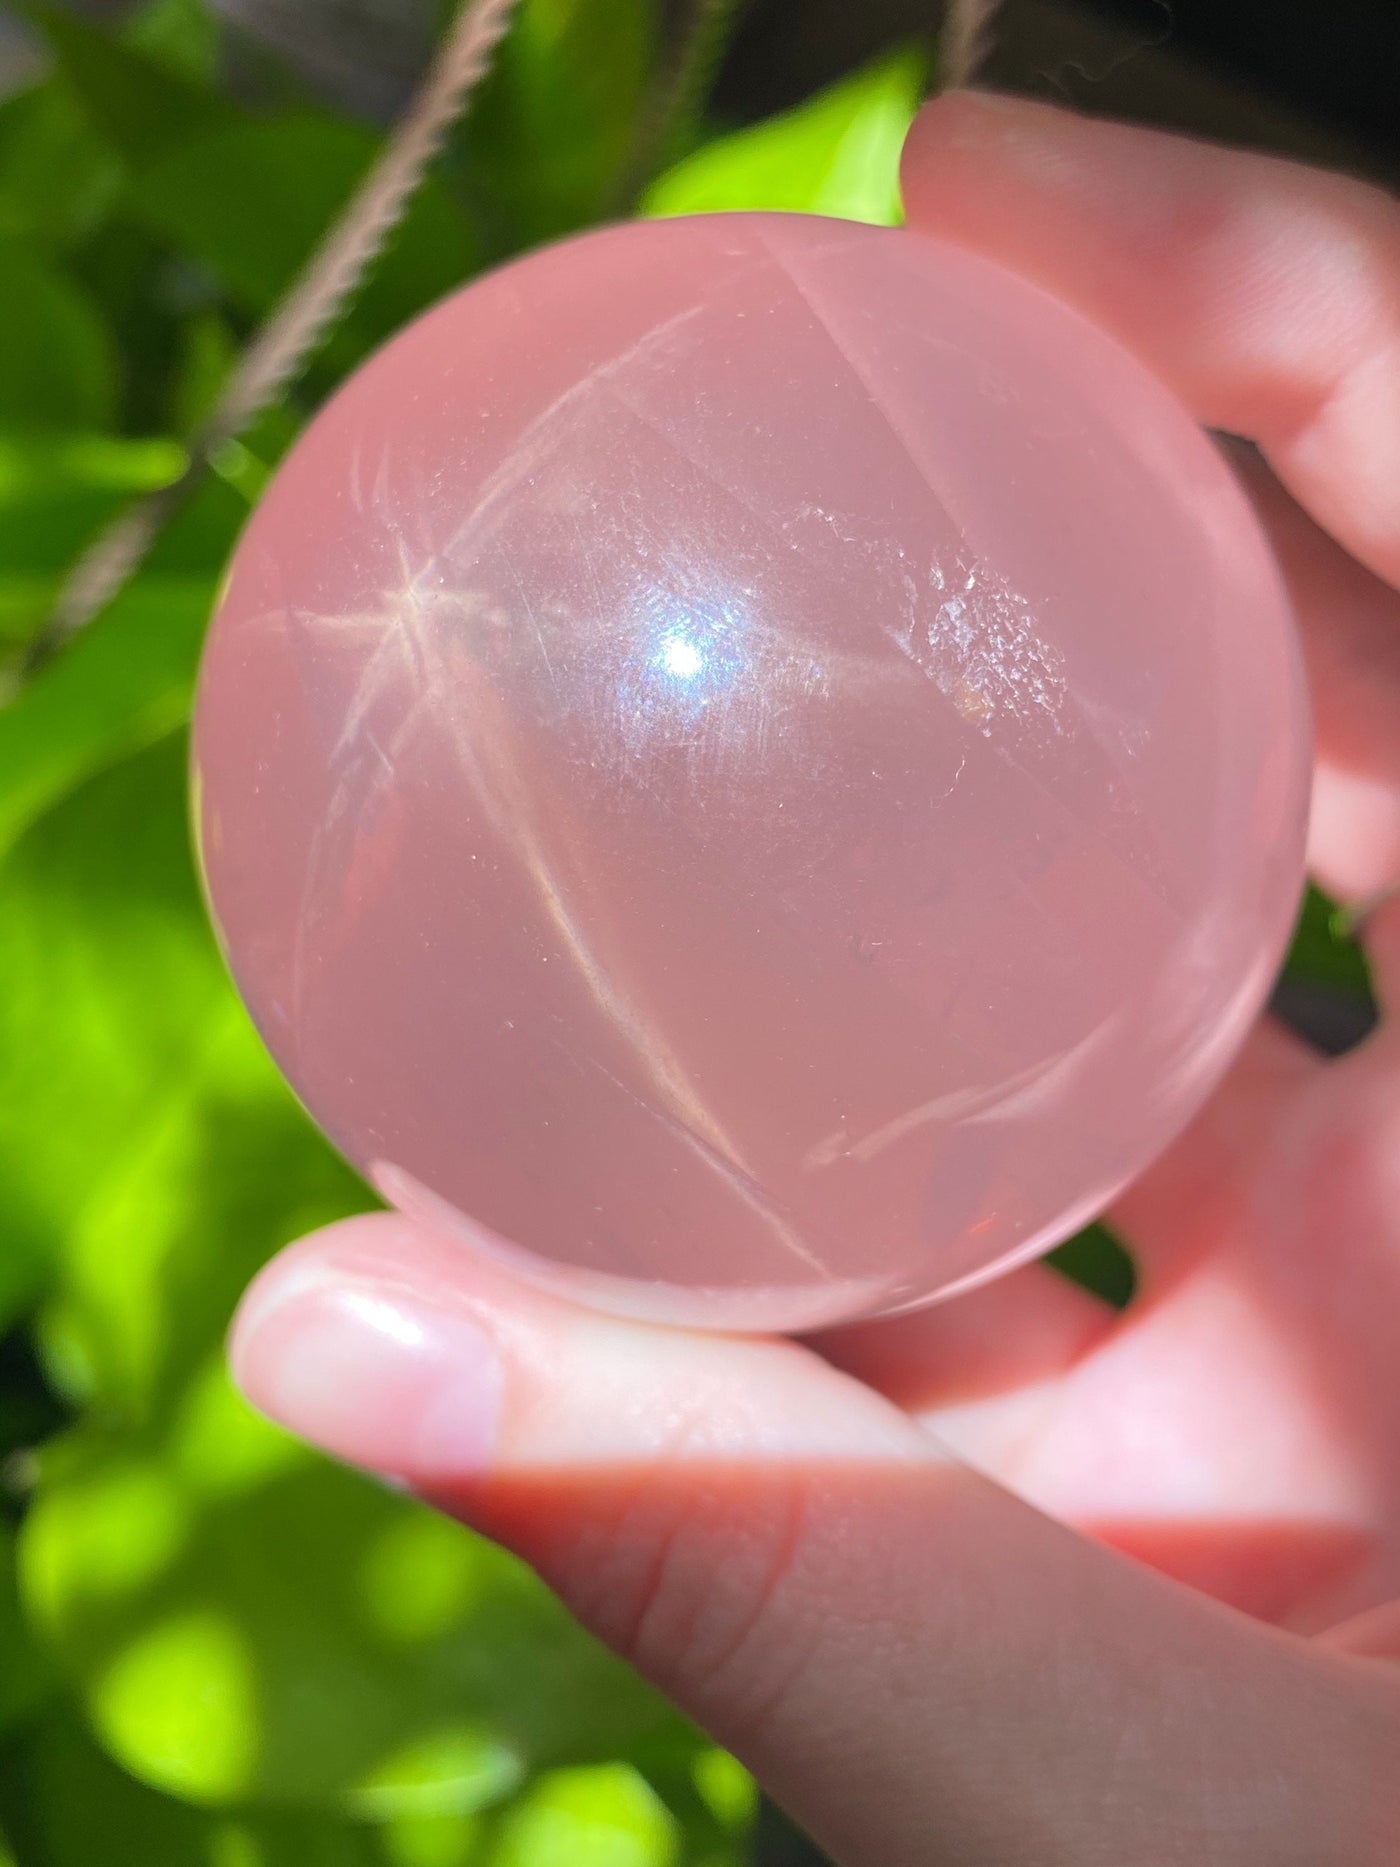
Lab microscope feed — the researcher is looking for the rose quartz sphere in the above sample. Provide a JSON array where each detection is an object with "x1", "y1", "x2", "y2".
[{"x1": 194, "y1": 212, "x2": 1309, "y2": 1332}]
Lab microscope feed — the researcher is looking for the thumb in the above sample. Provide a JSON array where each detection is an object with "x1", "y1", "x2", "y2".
[{"x1": 231, "y1": 1213, "x2": 1399, "y2": 1867}]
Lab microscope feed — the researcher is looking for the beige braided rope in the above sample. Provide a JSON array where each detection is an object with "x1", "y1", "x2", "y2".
[
  {"x1": 27, "y1": 0, "x2": 523, "y2": 671},
  {"x1": 941, "y1": 0, "x2": 1005, "y2": 91}
]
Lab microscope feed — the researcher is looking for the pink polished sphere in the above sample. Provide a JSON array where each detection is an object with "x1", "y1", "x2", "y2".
[{"x1": 194, "y1": 212, "x2": 1309, "y2": 1331}]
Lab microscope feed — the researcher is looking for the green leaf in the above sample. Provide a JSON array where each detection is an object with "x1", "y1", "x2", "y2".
[
  {"x1": 482, "y1": 1765, "x2": 677, "y2": 1866},
  {"x1": 0, "y1": 78, "x2": 122, "y2": 252},
  {"x1": 0, "y1": 1521, "x2": 51, "y2": 1737},
  {"x1": 0, "y1": 575, "x2": 210, "y2": 870},
  {"x1": 168, "y1": 310, "x2": 238, "y2": 437},
  {"x1": 0, "y1": 451, "x2": 245, "y2": 868},
  {"x1": 131, "y1": 114, "x2": 480, "y2": 347},
  {"x1": 0, "y1": 1709, "x2": 741, "y2": 1867},
  {"x1": 0, "y1": 433, "x2": 186, "y2": 504},
  {"x1": 0, "y1": 1324, "x2": 69, "y2": 1483},
  {"x1": 123, "y1": 0, "x2": 220, "y2": 85},
  {"x1": 24, "y1": 4, "x2": 242, "y2": 169},
  {"x1": 463, "y1": 0, "x2": 660, "y2": 247},
  {"x1": 0, "y1": 241, "x2": 117, "y2": 429},
  {"x1": 1283, "y1": 880, "x2": 1374, "y2": 1000},
  {"x1": 643, "y1": 46, "x2": 926, "y2": 225},
  {"x1": 0, "y1": 1703, "x2": 416, "y2": 1865},
  {"x1": 0, "y1": 729, "x2": 215, "y2": 1326},
  {"x1": 0, "y1": 732, "x2": 344, "y2": 1368},
  {"x1": 21, "y1": 1404, "x2": 680, "y2": 1811},
  {"x1": 0, "y1": 1705, "x2": 217, "y2": 1864},
  {"x1": 58, "y1": 215, "x2": 202, "y2": 437}
]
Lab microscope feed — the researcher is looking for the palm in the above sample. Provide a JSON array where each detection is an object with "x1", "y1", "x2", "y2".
[
  {"x1": 821, "y1": 446, "x2": 1400, "y2": 1641},
  {"x1": 826, "y1": 943, "x2": 1400, "y2": 1637}
]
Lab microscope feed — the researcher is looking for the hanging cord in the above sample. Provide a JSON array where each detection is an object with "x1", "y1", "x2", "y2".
[
  {"x1": 23, "y1": 0, "x2": 524, "y2": 676},
  {"x1": 613, "y1": 0, "x2": 747, "y2": 212},
  {"x1": 940, "y1": 0, "x2": 1004, "y2": 91}
]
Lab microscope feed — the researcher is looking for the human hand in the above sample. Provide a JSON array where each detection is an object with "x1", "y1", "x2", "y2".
[{"x1": 229, "y1": 95, "x2": 1400, "y2": 1866}]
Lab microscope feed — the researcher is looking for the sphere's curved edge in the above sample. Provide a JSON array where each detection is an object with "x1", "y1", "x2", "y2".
[
  {"x1": 374, "y1": 1163, "x2": 898, "y2": 1335},
  {"x1": 374, "y1": 861, "x2": 1301, "y2": 1339},
  {"x1": 197, "y1": 208, "x2": 1313, "y2": 1336},
  {"x1": 378, "y1": 1159, "x2": 1114, "y2": 1335}
]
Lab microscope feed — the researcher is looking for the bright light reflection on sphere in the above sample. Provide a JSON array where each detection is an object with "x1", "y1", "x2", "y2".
[{"x1": 193, "y1": 212, "x2": 1309, "y2": 1332}]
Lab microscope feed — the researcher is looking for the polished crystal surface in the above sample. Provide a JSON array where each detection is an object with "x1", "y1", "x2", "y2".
[{"x1": 194, "y1": 212, "x2": 1309, "y2": 1330}]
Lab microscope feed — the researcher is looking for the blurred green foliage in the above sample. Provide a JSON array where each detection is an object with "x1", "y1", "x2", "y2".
[
  {"x1": 0, "y1": 2, "x2": 1373, "y2": 1861},
  {"x1": 0, "y1": 2, "x2": 933, "y2": 1859}
]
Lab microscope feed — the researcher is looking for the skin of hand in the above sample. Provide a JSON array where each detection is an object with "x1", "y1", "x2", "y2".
[{"x1": 229, "y1": 94, "x2": 1400, "y2": 1867}]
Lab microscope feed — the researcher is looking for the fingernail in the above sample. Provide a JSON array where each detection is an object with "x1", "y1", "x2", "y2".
[{"x1": 230, "y1": 1269, "x2": 502, "y2": 1483}]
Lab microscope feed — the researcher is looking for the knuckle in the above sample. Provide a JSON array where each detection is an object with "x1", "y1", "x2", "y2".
[{"x1": 560, "y1": 1456, "x2": 814, "y2": 1730}]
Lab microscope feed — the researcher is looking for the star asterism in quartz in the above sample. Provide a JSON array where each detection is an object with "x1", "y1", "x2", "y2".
[{"x1": 193, "y1": 211, "x2": 1310, "y2": 1331}]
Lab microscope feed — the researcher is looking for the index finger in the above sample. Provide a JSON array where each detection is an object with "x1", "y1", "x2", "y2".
[{"x1": 901, "y1": 93, "x2": 1400, "y2": 592}]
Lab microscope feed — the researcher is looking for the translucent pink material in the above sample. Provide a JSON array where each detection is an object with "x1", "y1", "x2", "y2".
[{"x1": 194, "y1": 212, "x2": 1309, "y2": 1331}]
